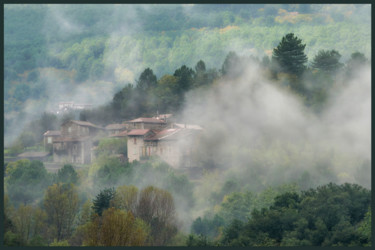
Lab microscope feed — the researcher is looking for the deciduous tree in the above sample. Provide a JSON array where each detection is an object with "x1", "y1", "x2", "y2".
[
  {"x1": 43, "y1": 183, "x2": 79, "y2": 241},
  {"x1": 112, "y1": 185, "x2": 139, "y2": 214},
  {"x1": 136, "y1": 186, "x2": 177, "y2": 245},
  {"x1": 83, "y1": 208, "x2": 150, "y2": 246}
]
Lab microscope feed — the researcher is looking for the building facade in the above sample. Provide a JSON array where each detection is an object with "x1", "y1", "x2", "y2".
[{"x1": 52, "y1": 120, "x2": 103, "y2": 164}]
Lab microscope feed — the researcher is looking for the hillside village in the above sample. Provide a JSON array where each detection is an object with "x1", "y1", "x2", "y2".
[{"x1": 39, "y1": 114, "x2": 203, "y2": 169}]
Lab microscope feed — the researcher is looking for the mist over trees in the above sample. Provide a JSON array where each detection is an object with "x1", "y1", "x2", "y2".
[
  {"x1": 4, "y1": 4, "x2": 371, "y2": 145},
  {"x1": 4, "y1": 3, "x2": 371, "y2": 247}
]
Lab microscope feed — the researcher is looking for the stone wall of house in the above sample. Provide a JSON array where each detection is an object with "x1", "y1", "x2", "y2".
[
  {"x1": 127, "y1": 136, "x2": 145, "y2": 162},
  {"x1": 53, "y1": 141, "x2": 89, "y2": 164},
  {"x1": 61, "y1": 122, "x2": 90, "y2": 137},
  {"x1": 128, "y1": 122, "x2": 167, "y2": 130},
  {"x1": 53, "y1": 141, "x2": 70, "y2": 163},
  {"x1": 157, "y1": 140, "x2": 180, "y2": 167}
]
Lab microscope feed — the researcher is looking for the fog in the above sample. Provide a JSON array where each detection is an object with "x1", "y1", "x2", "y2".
[
  {"x1": 4, "y1": 4, "x2": 371, "y2": 243},
  {"x1": 181, "y1": 61, "x2": 370, "y2": 190}
]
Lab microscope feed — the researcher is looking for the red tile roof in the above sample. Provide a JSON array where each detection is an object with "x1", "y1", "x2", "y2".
[
  {"x1": 109, "y1": 130, "x2": 128, "y2": 137},
  {"x1": 127, "y1": 129, "x2": 151, "y2": 136},
  {"x1": 53, "y1": 136, "x2": 91, "y2": 142},
  {"x1": 128, "y1": 117, "x2": 166, "y2": 124},
  {"x1": 144, "y1": 129, "x2": 180, "y2": 141},
  {"x1": 105, "y1": 124, "x2": 127, "y2": 130},
  {"x1": 63, "y1": 120, "x2": 103, "y2": 129},
  {"x1": 43, "y1": 130, "x2": 61, "y2": 136}
]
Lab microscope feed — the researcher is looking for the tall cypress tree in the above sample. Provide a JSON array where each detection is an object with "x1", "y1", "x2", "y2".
[{"x1": 272, "y1": 33, "x2": 307, "y2": 76}]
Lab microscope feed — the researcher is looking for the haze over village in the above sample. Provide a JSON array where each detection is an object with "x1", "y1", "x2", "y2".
[{"x1": 4, "y1": 4, "x2": 371, "y2": 247}]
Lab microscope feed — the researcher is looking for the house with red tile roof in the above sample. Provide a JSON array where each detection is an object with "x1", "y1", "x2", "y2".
[
  {"x1": 126, "y1": 120, "x2": 202, "y2": 167},
  {"x1": 52, "y1": 120, "x2": 104, "y2": 164},
  {"x1": 105, "y1": 123, "x2": 128, "y2": 136}
]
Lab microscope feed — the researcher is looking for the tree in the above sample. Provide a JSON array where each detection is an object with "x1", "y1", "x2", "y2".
[
  {"x1": 136, "y1": 186, "x2": 177, "y2": 245},
  {"x1": 219, "y1": 191, "x2": 254, "y2": 224},
  {"x1": 135, "y1": 68, "x2": 158, "y2": 115},
  {"x1": 347, "y1": 52, "x2": 368, "y2": 68},
  {"x1": 346, "y1": 52, "x2": 369, "y2": 76},
  {"x1": 191, "y1": 214, "x2": 224, "y2": 239},
  {"x1": 193, "y1": 60, "x2": 208, "y2": 88},
  {"x1": 55, "y1": 164, "x2": 78, "y2": 184},
  {"x1": 5, "y1": 160, "x2": 51, "y2": 206},
  {"x1": 111, "y1": 83, "x2": 135, "y2": 119},
  {"x1": 155, "y1": 74, "x2": 180, "y2": 113},
  {"x1": 112, "y1": 185, "x2": 139, "y2": 214},
  {"x1": 272, "y1": 33, "x2": 307, "y2": 76},
  {"x1": 195, "y1": 60, "x2": 206, "y2": 74},
  {"x1": 83, "y1": 208, "x2": 150, "y2": 246},
  {"x1": 186, "y1": 234, "x2": 214, "y2": 246},
  {"x1": 173, "y1": 65, "x2": 195, "y2": 94},
  {"x1": 357, "y1": 207, "x2": 371, "y2": 246},
  {"x1": 43, "y1": 183, "x2": 79, "y2": 241},
  {"x1": 221, "y1": 51, "x2": 243, "y2": 77},
  {"x1": 221, "y1": 219, "x2": 245, "y2": 245},
  {"x1": 12, "y1": 204, "x2": 34, "y2": 244},
  {"x1": 92, "y1": 187, "x2": 116, "y2": 216},
  {"x1": 311, "y1": 50, "x2": 343, "y2": 73},
  {"x1": 136, "y1": 68, "x2": 157, "y2": 92}
]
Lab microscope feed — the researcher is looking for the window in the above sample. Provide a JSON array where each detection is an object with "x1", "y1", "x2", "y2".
[
  {"x1": 68, "y1": 126, "x2": 72, "y2": 133},
  {"x1": 47, "y1": 137, "x2": 52, "y2": 143}
]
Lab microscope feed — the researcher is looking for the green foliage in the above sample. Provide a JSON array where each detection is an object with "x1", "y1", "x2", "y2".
[
  {"x1": 186, "y1": 234, "x2": 214, "y2": 246},
  {"x1": 221, "y1": 51, "x2": 243, "y2": 77},
  {"x1": 311, "y1": 50, "x2": 343, "y2": 73},
  {"x1": 5, "y1": 160, "x2": 51, "y2": 206},
  {"x1": 3, "y1": 231, "x2": 23, "y2": 246},
  {"x1": 219, "y1": 191, "x2": 254, "y2": 223},
  {"x1": 44, "y1": 183, "x2": 80, "y2": 241},
  {"x1": 173, "y1": 65, "x2": 195, "y2": 94},
  {"x1": 154, "y1": 74, "x2": 180, "y2": 113},
  {"x1": 93, "y1": 156, "x2": 130, "y2": 188},
  {"x1": 345, "y1": 51, "x2": 369, "y2": 77},
  {"x1": 272, "y1": 33, "x2": 307, "y2": 76},
  {"x1": 357, "y1": 207, "x2": 371, "y2": 246},
  {"x1": 50, "y1": 239, "x2": 70, "y2": 246},
  {"x1": 136, "y1": 68, "x2": 157, "y2": 92},
  {"x1": 95, "y1": 137, "x2": 127, "y2": 157},
  {"x1": 92, "y1": 187, "x2": 116, "y2": 216},
  {"x1": 217, "y1": 183, "x2": 371, "y2": 246},
  {"x1": 55, "y1": 164, "x2": 79, "y2": 184},
  {"x1": 191, "y1": 214, "x2": 224, "y2": 239}
]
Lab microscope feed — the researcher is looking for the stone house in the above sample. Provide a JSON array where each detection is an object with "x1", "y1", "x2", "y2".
[
  {"x1": 127, "y1": 129, "x2": 155, "y2": 163},
  {"x1": 127, "y1": 120, "x2": 202, "y2": 168},
  {"x1": 105, "y1": 123, "x2": 128, "y2": 136},
  {"x1": 43, "y1": 130, "x2": 61, "y2": 150},
  {"x1": 127, "y1": 117, "x2": 168, "y2": 130},
  {"x1": 108, "y1": 130, "x2": 128, "y2": 138},
  {"x1": 52, "y1": 120, "x2": 103, "y2": 164}
]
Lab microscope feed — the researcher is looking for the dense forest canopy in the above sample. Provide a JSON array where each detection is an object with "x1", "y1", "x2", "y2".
[
  {"x1": 3, "y1": 4, "x2": 371, "y2": 247},
  {"x1": 4, "y1": 4, "x2": 371, "y2": 145}
]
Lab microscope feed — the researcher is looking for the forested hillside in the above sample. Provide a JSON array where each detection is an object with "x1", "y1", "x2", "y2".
[
  {"x1": 3, "y1": 4, "x2": 371, "y2": 247},
  {"x1": 4, "y1": 4, "x2": 371, "y2": 145}
]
